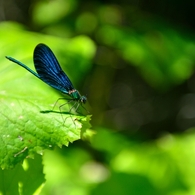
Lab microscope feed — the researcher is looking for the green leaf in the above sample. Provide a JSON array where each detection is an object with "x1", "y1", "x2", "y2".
[
  {"x1": 97, "y1": 24, "x2": 195, "y2": 91},
  {"x1": 0, "y1": 154, "x2": 45, "y2": 195},
  {"x1": 0, "y1": 22, "x2": 94, "y2": 169}
]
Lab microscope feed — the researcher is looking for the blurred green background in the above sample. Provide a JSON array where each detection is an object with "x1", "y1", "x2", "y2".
[{"x1": 1, "y1": 0, "x2": 195, "y2": 194}]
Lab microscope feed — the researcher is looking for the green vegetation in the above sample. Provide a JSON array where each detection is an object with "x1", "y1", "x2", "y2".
[{"x1": 1, "y1": 0, "x2": 195, "y2": 194}]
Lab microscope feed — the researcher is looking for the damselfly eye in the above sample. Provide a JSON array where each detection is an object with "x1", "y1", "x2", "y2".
[{"x1": 81, "y1": 96, "x2": 87, "y2": 104}]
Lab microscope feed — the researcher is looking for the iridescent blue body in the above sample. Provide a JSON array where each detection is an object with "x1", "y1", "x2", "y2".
[{"x1": 6, "y1": 43, "x2": 87, "y2": 105}]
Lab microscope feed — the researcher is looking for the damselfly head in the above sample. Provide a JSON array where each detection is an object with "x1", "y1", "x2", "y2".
[{"x1": 81, "y1": 96, "x2": 87, "y2": 104}]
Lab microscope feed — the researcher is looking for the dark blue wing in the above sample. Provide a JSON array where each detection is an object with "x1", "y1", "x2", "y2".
[{"x1": 33, "y1": 43, "x2": 74, "y2": 94}]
